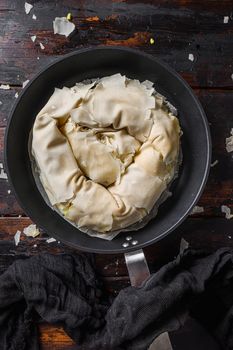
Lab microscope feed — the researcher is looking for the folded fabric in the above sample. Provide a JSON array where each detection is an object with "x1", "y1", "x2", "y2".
[{"x1": 0, "y1": 248, "x2": 233, "y2": 350}]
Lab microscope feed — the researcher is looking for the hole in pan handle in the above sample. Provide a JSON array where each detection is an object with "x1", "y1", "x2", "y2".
[{"x1": 124, "y1": 249, "x2": 173, "y2": 350}]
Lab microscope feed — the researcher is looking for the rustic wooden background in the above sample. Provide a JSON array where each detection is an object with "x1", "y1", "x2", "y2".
[{"x1": 0, "y1": 0, "x2": 233, "y2": 348}]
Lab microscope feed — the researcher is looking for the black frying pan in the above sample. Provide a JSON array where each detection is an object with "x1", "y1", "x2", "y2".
[{"x1": 4, "y1": 47, "x2": 211, "y2": 254}]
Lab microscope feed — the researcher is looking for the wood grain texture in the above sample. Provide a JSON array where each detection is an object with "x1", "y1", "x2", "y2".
[
  {"x1": 0, "y1": 0, "x2": 233, "y2": 88},
  {"x1": 39, "y1": 324, "x2": 76, "y2": 350},
  {"x1": 1, "y1": 216, "x2": 233, "y2": 276}
]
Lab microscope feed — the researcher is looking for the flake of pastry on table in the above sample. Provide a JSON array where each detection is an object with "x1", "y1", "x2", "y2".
[{"x1": 31, "y1": 74, "x2": 181, "y2": 239}]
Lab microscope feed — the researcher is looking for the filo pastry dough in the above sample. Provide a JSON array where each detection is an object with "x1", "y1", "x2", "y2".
[{"x1": 32, "y1": 74, "x2": 181, "y2": 233}]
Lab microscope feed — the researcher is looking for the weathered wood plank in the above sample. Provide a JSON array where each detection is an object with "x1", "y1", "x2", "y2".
[
  {"x1": 0, "y1": 217, "x2": 233, "y2": 278},
  {"x1": 39, "y1": 324, "x2": 76, "y2": 350},
  {"x1": 0, "y1": 88, "x2": 19, "y2": 127},
  {"x1": 0, "y1": 0, "x2": 233, "y2": 87}
]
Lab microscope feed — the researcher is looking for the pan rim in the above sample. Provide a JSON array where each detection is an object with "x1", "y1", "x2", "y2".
[{"x1": 4, "y1": 46, "x2": 211, "y2": 254}]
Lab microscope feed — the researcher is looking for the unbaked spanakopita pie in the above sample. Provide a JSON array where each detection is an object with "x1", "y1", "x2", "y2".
[{"x1": 32, "y1": 74, "x2": 181, "y2": 235}]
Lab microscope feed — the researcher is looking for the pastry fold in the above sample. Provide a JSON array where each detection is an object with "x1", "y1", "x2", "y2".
[{"x1": 32, "y1": 74, "x2": 180, "y2": 233}]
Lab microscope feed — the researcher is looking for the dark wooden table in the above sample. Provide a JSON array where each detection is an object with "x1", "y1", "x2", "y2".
[{"x1": 1, "y1": 0, "x2": 233, "y2": 348}]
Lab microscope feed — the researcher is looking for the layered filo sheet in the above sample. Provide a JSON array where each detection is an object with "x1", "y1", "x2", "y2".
[{"x1": 32, "y1": 74, "x2": 181, "y2": 234}]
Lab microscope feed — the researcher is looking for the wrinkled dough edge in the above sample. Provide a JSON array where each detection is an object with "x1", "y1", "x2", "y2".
[{"x1": 31, "y1": 74, "x2": 181, "y2": 234}]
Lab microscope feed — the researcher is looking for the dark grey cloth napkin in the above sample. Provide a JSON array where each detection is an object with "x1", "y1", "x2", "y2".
[{"x1": 0, "y1": 248, "x2": 232, "y2": 350}]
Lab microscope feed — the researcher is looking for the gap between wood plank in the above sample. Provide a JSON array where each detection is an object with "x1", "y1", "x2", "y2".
[{"x1": 1, "y1": 84, "x2": 233, "y2": 91}]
